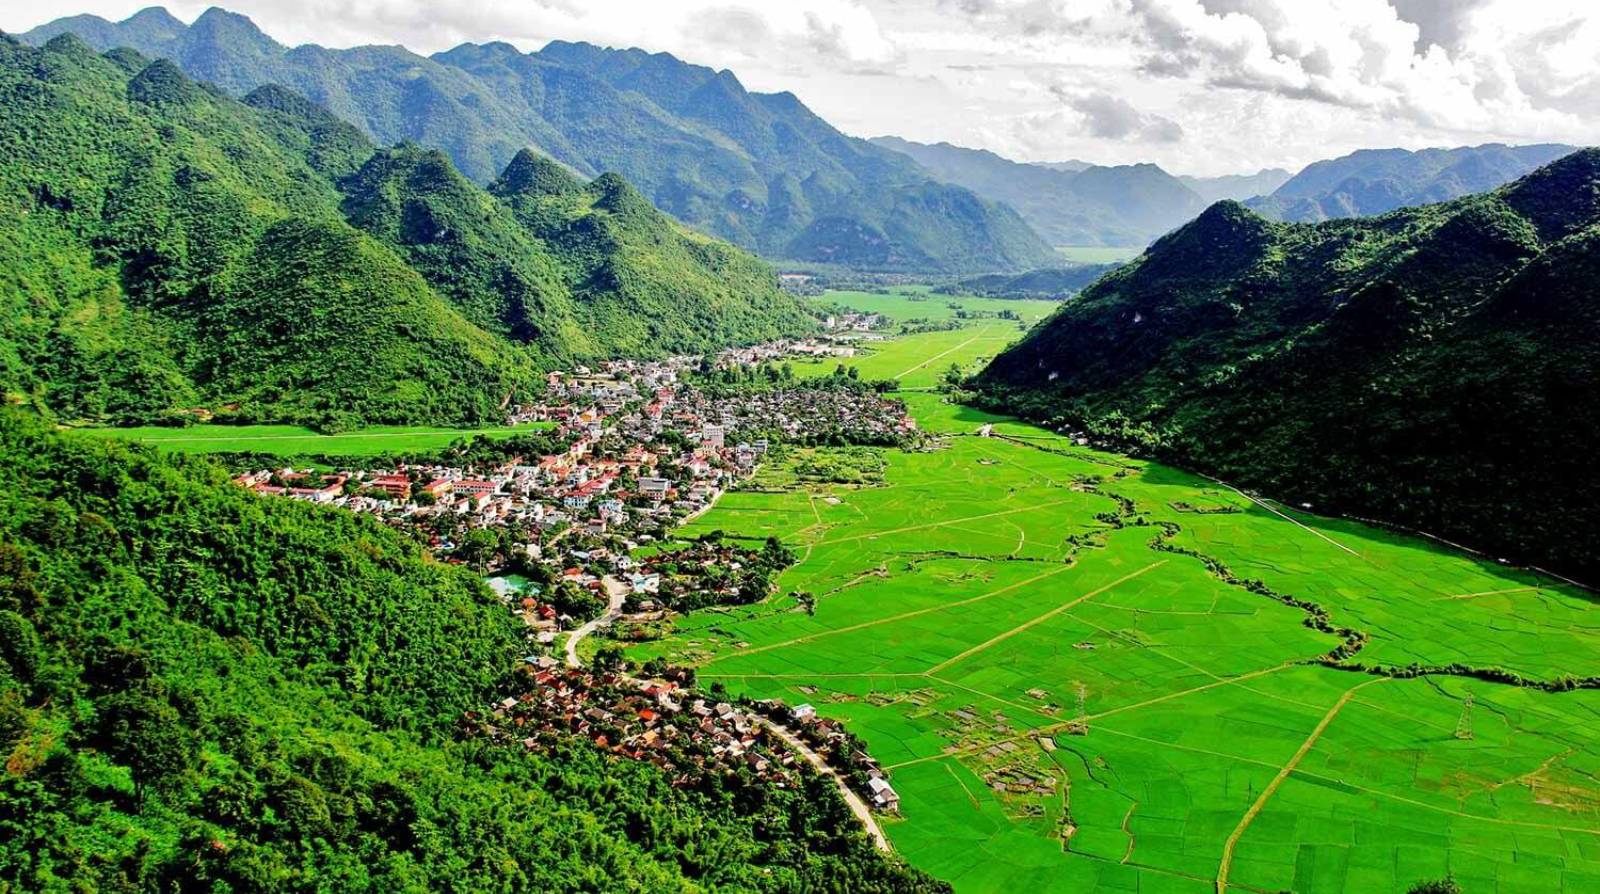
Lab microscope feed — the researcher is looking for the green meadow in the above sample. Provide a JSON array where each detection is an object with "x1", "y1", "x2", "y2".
[
  {"x1": 791, "y1": 288, "x2": 1060, "y2": 388},
  {"x1": 821, "y1": 285, "x2": 1061, "y2": 325},
  {"x1": 633, "y1": 391, "x2": 1600, "y2": 894},
  {"x1": 68, "y1": 422, "x2": 552, "y2": 456}
]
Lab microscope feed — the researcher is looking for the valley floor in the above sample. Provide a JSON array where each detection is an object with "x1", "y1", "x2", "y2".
[{"x1": 628, "y1": 329, "x2": 1600, "y2": 893}]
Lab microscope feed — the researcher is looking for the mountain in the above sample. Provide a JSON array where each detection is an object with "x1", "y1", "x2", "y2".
[
  {"x1": 0, "y1": 411, "x2": 948, "y2": 891},
  {"x1": 977, "y1": 149, "x2": 1600, "y2": 580},
  {"x1": 870, "y1": 136, "x2": 1206, "y2": 247},
  {"x1": 1246, "y1": 143, "x2": 1576, "y2": 222},
  {"x1": 23, "y1": 8, "x2": 1057, "y2": 274},
  {"x1": 1035, "y1": 159, "x2": 1093, "y2": 174},
  {"x1": 0, "y1": 35, "x2": 809, "y2": 428},
  {"x1": 1176, "y1": 168, "x2": 1291, "y2": 204}
]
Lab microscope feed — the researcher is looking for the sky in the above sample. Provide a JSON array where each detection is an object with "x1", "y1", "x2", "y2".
[{"x1": 5, "y1": 0, "x2": 1598, "y2": 176}]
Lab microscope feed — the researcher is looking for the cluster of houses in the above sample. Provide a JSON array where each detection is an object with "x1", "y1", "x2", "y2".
[
  {"x1": 762, "y1": 701, "x2": 901, "y2": 813},
  {"x1": 678, "y1": 386, "x2": 919, "y2": 448},
  {"x1": 235, "y1": 344, "x2": 917, "y2": 562},
  {"x1": 235, "y1": 336, "x2": 914, "y2": 817},
  {"x1": 474, "y1": 659, "x2": 807, "y2": 789},
  {"x1": 820, "y1": 311, "x2": 887, "y2": 333}
]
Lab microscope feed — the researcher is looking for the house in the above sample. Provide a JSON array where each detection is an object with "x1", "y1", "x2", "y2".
[
  {"x1": 367, "y1": 473, "x2": 412, "y2": 500},
  {"x1": 421, "y1": 478, "x2": 454, "y2": 498},
  {"x1": 455, "y1": 479, "x2": 499, "y2": 497},
  {"x1": 867, "y1": 776, "x2": 900, "y2": 812},
  {"x1": 702, "y1": 424, "x2": 725, "y2": 448},
  {"x1": 638, "y1": 477, "x2": 671, "y2": 498},
  {"x1": 791, "y1": 704, "x2": 817, "y2": 723}
]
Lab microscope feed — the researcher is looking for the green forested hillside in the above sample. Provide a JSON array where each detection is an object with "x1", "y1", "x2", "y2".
[
  {"x1": 0, "y1": 411, "x2": 946, "y2": 892},
  {"x1": 978, "y1": 149, "x2": 1600, "y2": 580},
  {"x1": 23, "y1": 8, "x2": 1058, "y2": 273},
  {"x1": 0, "y1": 35, "x2": 808, "y2": 428}
]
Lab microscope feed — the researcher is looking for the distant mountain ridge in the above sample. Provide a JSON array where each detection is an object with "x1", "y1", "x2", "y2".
[
  {"x1": 870, "y1": 136, "x2": 1206, "y2": 247},
  {"x1": 870, "y1": 136, "x2": 1288, "y2": 248},
  {"x1": 1177, "y1": 168, "x2": 1291, "y2": 205},
  {"x1": 1246, "y1": 143, "x2": 1576, "y2": 222},
  {"x1": 978, "y1": 149, "x2": 1600, "y2": 580},
  {"x1": 22, "y1": 7, "x2": 1057, "y2": 273},
  {"x1": 0, "y1": 34, "x2": 810, "y2": 428}
]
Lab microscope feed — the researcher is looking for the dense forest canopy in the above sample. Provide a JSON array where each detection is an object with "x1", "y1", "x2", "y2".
[
  {"x1": 978, "y1": 149, "x2": 1600, "y2": 581},
  {"x1": 22, "y1": 7, "x2": 1058, "y2": 274},
  {"x1": 0, "y1": 34, "x2": 811, "y2": 430},
  {"x1": 0, "y1": 411, "x2": 948, "y2": 892}
]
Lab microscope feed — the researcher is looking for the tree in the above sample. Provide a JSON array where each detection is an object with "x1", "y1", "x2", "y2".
[
  {"x1": 97, "y1": 685, "x2": 200, "y2": 806},
  {"x1": 591, "y1": 646, "x2": 627, "y2": 674}
]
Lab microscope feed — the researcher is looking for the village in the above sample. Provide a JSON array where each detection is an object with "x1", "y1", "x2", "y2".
[
  {"x1": 231, "y1": 334, "x2": 914, "y2": 821},
  {"x1": 467, "y1": 657, "x2": 898, "y2": 815}
]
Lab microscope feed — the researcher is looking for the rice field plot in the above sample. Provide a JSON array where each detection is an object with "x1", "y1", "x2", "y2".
[
  {"x1": 816, "y1": 286, "x2": 1061, "y2": 325},
  {"x1": 630, "y1": 408, "x2": 1600, "y2": 892},
  {"x1": 68, "y1": 421, "x2": 553, "y2": 456},
  {"x1": 787, "y1": 320, "x2": 1027, "y2": 389},
  {"x1": 1110, "y1": 466, "x2": 1600, "y2": 680}
]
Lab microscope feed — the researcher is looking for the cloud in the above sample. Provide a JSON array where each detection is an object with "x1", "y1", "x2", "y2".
[
  {"x1": 1388, "y1": 0, "x2": 1492, "y2": 52},
  {"x1": 7, "y1": 0, "x2": 1598, "y2": 176},
  {"x1": 1056, "y1": 89, "x2": 1186, "y2": 141}
]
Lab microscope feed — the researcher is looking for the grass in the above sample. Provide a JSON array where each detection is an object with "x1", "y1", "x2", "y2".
[
  {"x1": 66, "y1": 422, "x2": 553, "y2": 456},
  {"x1": 630, "y1": 390, "x2": 1600, "y2": 894},
  {"x1": 1055, "y1": 245, "x2": 1144, "y2": 264},
  {"x1": 817, "y1": 286, "x2": 1061, "y2": 325},
  {"x1": 795, "y1": 288, "x2": 1059, "y2": 389}
]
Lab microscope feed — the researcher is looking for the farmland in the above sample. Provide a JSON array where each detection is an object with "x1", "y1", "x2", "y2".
[
  {"x1": 66, "y1": 422, "x2": 553, "y2": 456},
  {"x1": 793, "y1": 287, "x2": 1061, "y2": 388},
  {"x1": 631, "y1": 392, "x2": 1600, "y2": 893}
]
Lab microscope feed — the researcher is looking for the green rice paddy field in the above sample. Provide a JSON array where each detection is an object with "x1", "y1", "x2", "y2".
[
  {"x1": 633, "y1": 392, "x2": 1600, "y2": 894},
  {"x1": 790, "y1": 289, "x2": 1060, "y2": 388}
]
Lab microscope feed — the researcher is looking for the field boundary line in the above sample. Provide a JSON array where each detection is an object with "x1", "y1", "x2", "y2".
[
  {"x1": 944, "y1": 762, "x2": 983, "y2": 810},
  {"x1": 700, "y1": 563, "x2": 1075, "y2": 665},
  {"x1": 1215, "y1": 677, "x2": 1387, "y2": 894},
  {"x1": 893, "y1": 333, "x2": 983, "y2": 379},
  {"x1": 1199, "y1": 474, "x2": 1361, "y2": 558},
  {"x1": 811, "y1": 497, "x2": 1081, "y2": 546},
  {"x1": 1442, "y1": 586, "x2": 1538, "y2": 600},
  {"x1": 927, "y1": 676, "x2": 1063, "y2": 724},
  {"x1": 886, "y1": 662, "x2": 1294, "y2": 770},
  {"x1": 1073, "y1": 721, "x2": 1600, "y2": 839},
  {"x1": 698, "y1": 672, "x2": 925, "y2": 679},
  {"x1": 925, "y1": 562, "x2": 1166, "y2": 674}
]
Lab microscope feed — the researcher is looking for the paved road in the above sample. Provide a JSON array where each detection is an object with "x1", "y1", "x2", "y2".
[
  {"x1": 559, "y1": 575, "x2": 892, "y2": 853},
  {"x1": 754, "y1": 715, "x2": 892, "y2": 852},
  {"x1": 563, "y1": 576, "x2": 629, "y2": 668}
]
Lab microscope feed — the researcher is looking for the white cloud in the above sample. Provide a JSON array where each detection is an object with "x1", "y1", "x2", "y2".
[{"x1": 4, "y1": 0, "x2": 1598, "y2": 175}]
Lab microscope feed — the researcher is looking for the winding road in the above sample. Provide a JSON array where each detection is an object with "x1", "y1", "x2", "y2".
[
  {"x1": 561, "y1": 576, "x2": 892, "y2": 853},
  {"x1": 563, "y1": 576, "x2": 629, "y2": 668}
]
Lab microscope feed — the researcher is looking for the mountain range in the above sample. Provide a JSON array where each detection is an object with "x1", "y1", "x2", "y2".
[
  {"x1": 978, "y1": 149, "x2": 1600, "y2": 579},
  {"x1": 1176, "y1": 168, "x2": 1292, "y2": 205},
  {"x1": 1246, "y1": 143, "x2": 1577, "y2": 223},
  {"x1": 0, "y1": 34, "x2": 811, "y2": 429},
  {"x1": 21, "y1": 6, "x2": 1058, "y2": 274},
  {"x1": 871, "y1": 136, "x2": 1226, "y2": 247}
]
